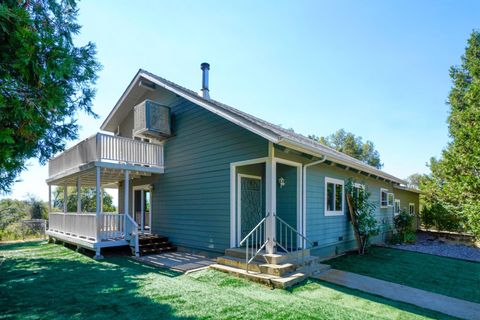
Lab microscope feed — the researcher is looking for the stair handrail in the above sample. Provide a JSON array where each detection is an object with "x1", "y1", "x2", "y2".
[
  {"x1": 125, "y1": 214, "x2": 140, "y2": 257},
  {"x1": 275, "y1": 215, "x2": 314, "y2": 269},
  {"x1": 239, "y1": 213, "x2": 269, "y2": 273}
]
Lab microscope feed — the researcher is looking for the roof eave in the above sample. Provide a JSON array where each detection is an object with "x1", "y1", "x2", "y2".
[{"x1": 278, "y1": 138, "x2": 407, "y2": 185}]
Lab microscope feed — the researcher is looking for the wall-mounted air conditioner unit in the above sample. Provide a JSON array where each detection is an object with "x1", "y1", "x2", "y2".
[{"x1": 133, "y1": 100, "x2": 172, "y2": 140}]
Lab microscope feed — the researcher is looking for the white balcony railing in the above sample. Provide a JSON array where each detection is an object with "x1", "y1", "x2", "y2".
[
  {"x1": 48, "y1": 212, "x2": 126, "y2": 242},
  {"x1": 48, "y1": 133, "x2": 164, "y2": 178}
]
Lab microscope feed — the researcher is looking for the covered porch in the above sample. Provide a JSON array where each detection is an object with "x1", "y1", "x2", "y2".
[{"x1": 45, "y1": 132, "x2": 164, "y2": 258}]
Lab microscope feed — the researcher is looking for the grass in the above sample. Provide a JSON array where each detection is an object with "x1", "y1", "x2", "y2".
[
  {"x1": 0, "y1": 241, "x2": 456, "y2": 320},
  {"x1": 326, "y1": 246, "x2": 480, "y2": 304}
]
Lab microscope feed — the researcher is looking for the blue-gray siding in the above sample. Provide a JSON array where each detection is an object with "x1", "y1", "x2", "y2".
[{"x1": 152, "y1": 98, "x2": 268, "y2": 253}]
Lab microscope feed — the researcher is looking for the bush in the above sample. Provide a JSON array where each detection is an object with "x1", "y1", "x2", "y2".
[
  {"x1": 420, "y1": 203, "x2": 464, "y2": 232},
  {"x1": 393, "y1": 209, "x2": 416, "y2": 244}
]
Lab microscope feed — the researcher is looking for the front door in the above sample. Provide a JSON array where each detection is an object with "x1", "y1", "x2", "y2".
[
  {"x1": 238, "y1": 175, "x2": 263, "y2": 242},
  {"x1": 133, "y1": 188, "x2": 151, "y2": 233}
]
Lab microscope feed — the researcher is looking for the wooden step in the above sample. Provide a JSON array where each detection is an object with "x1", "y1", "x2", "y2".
[{"x1": 140, "y1": 245, "x2": 177, "y2": 256}]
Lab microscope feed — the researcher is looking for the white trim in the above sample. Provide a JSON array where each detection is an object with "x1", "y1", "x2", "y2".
[
  {"x1": 230, "y1": 157, "x2": 268, "y2": 247},
  {"x1": 237, "y1": 174, "x2": 262, "y2": 244},
  {"x1": 324, "y1": 177, "x2": 345, "y2": 216},
  {"x1": 387, "y1": 193, "x2": 395, "y2": 207},
  {"x1": 409, "y1": 203, "x2": 415, "y2": 215},
  {"x1": 380, "y1": 188, "x2": 389, "y2": 208},
  {"x1": 132, "y1": 185, "x2": 151, "y2": 233},
  {"x1": 394, "y1": 199, "x2": 401, "y2": 215}
]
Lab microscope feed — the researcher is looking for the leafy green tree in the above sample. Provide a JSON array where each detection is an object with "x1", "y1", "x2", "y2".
[
  {"x1": 26, "y1": 194, "x2": 48, "y2": 219},
  {"x1": 0, "y1": 0, "x2": 100, "y2": 193},
  {"x1": 0, "y1": 198, "x2": 29, "y2": 233},
  {"x1": 345, "y1": 179, "x2": 380, "y2": 255},
  {"x1": 53, "y1": 187, "x2": 116, "y2": 213},
  {"x1": 405, "y1": 173, "x2": 425, "y2": 189},
  {"x1": 421, "y1": 31, "x2": 480, "y2": 238},
  {"x1": 309, "y1": 129, "x2": 383, "y2": 169}
]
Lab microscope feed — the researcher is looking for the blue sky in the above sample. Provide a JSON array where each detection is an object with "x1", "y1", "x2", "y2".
[{"x1": 4, "y1": 0, "x2": 480, "y2": 201}]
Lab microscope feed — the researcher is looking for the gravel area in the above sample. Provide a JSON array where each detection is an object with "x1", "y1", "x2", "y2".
[{"x1": 388, "y1": 232, "x2": 480, "y2": 262}]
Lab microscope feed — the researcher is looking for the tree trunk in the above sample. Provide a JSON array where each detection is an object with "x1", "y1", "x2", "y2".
[{"x1": 346, "y1": 193, "x2": 365, "y2": 254}]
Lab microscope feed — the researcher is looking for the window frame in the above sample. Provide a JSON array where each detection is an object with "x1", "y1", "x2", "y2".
[
  {"x1": 325, "y1": 177, "x2": 345, "y2": 216},
  {"x1": 409, "y1": 203, "x2": 415, "y2": 215},
  {"x1": 380, "y1": 188, "x2": 389, "y2": 208},
  {"x1": 394, "y1": 199, "x2": 401, "y2": 215},
  {"x1": 387, "y1": 193, "x2": 394, "y2": 207}
]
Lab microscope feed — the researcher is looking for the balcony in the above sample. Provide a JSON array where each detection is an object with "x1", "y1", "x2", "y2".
[{"x1": 48, "y1": 133, "x2": 164, "y2": 179}]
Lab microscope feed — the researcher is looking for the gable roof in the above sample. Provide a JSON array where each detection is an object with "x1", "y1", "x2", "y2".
[{"x1": 101, "y1": 69, "x2": 407, "y2": 185}]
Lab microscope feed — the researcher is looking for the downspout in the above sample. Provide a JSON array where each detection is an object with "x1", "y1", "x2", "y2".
[{"x1": 302, "y1": 155, "x2": 327, "y2": 247}]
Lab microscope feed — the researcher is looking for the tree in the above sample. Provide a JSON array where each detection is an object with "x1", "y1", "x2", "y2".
[
  {"x1": 309, "y1": 129, "x2": 383, "y2": 168},
  {"x1": 53, "y1": 187, "x2": 116, "y2": 213},
  {"x1": 0, "y1": 198, "x2": 29, "y2": 233},
  {"x1": 26, "y1": 194, "x2": 48, "y2": 219},
  {"x1": 405, "y1": 173, "x2": 425, "y2": 189},
  {"x1": 0, "y1": 0, "x2": 100, "y2": 193},
  {"x1": 420, "y1": 31, "x2": 480, "y2": 238},
  {"x1": 345, "y1": 179, "x2": 380, "y2": 254}
]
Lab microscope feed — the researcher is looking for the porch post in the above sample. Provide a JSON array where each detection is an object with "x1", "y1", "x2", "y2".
[
  {"x1": 76, "y1": 177, "x2": 81, "y2": 214},
  {"x1": 63, "y1": 183, "x2": 67, "y2": 213},
  {"x1": 124, "y1": 170, "x2": 129, "y2": 217},
  {"x1": 100, "y1": 187, "x2": 104, "y2": 213},
  {"x1": 63, "y1": 183, "x2": 67, "y2": 231},
  {"x1": 140, "y1": 189, "x2": 144, "y2": 233},
  {"x1": 95, "y1": 166, "x2": 101, "y2": 241},
  {"x1": 123, "y1": 170, "x2": 129, "y2": 241},
  {"x1": 48, "y1": 184, "x2": 52, "y2": 212},
  {"x1": 265, "y1": 145, "x2": 277, "y2": 254}
]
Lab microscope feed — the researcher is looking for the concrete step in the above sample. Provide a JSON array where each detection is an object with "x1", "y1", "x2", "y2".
[
  {"x1": 217, "y1": 255, "x2": 296, "y2": 276},
  {"x1": 224, "y1": 247, "x2": 311, "y2": 265},
  {"x1": 210, "y1": 264, "x2": 278, "y2": 286},
  {"x1": 210, "y1": 263, "x2": 309, "y2": 289},
  {"x1": 224, "y1": 248, "x2": 266, "y2": 263},
  {"x1": 270, "y1": 272, "x2": 308, "y2": 289}
]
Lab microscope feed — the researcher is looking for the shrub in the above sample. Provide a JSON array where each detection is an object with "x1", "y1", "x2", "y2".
[
  {"x1": 420, "y1": 203, "x2": 464, "y2": 233},
  {"x1": 393, "y1": 209, "x2": 415, "y2": 244}
]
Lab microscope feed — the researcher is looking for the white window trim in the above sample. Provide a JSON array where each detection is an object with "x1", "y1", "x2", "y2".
[
  {"x1": 387, "y1": 193, "x2": 394, "y2": 207},
  {"x1": 394, "y1": 199, "x2": 401, "y2": 215},
  {"x1": 325, "y1": 177, "x2": 344, "y2": 216},
  {"x1": 380, "y1": 188, "x2": 389, "y2": 208},
  {"x1": 409, "y1": 203, "x2": 415, "y2": 215}
]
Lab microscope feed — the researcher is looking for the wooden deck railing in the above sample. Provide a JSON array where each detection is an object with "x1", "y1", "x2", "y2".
[
  {"x1": 48, "y1": 212, "x2": 126, "y2": 242},
  {"x1": 48, "y1": 133, "x2": 164, "y2": 177}
]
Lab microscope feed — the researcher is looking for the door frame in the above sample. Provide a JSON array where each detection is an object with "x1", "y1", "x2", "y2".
[
  {"x1": 229, "y1": 156, "x2": 303, "y2": 249},
  {"x1": 237, "y1": 174, "x2": 262, "y2": 245},
  {"x1": 132, "y1": 185, "x2": 152, "y2": 233}
]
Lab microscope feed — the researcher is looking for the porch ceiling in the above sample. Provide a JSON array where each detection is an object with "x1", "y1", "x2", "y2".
[{"x1": 48, "y1": 166, "x2": 154, "y2": 187}]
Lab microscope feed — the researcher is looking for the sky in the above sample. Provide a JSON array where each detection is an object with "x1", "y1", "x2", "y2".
[{"x1": 3, "y1": 0, "x2": 480, "y2": 202}]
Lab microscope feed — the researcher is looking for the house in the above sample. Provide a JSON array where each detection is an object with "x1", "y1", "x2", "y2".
[{"x1": 45, "y1": 63, "x2": 420, "y2": 284}]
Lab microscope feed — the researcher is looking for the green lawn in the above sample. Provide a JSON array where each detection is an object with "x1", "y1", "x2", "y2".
[
  {"x1": 326, "y1": 246, "x2": 480, "y2": 304},
  {"x1": 0, "y1": 242, "x2": 455, "y2": 320}
]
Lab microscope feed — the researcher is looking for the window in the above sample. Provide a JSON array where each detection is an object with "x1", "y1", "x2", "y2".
[
  {"x1": 387, "y1": 193, "x2": 394, "y2": 207},
  {"x1": 380, "y1": 189, "x2": 388, "y2": 208},
  {"x1": 409, "y1": 203, "x2": 415, "y2": 215},
  {"x1": 394, "y1": 199, "x2": 400, "y2": 215},
  {"x1": 325, "y1": 177, "x2": 344, "y2": 216}
]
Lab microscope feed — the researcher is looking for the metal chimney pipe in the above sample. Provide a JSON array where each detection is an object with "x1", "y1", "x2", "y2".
[{"x1": 200, "y1": 62, "x2": 210, "y2": 99}]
